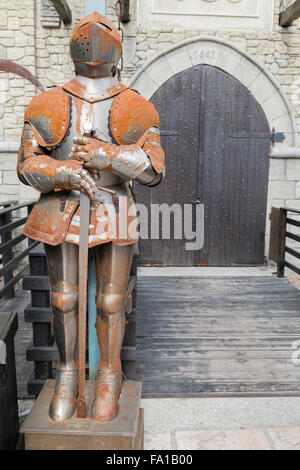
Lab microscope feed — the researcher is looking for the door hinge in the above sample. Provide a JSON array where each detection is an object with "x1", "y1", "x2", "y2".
[{"x1": 271, "y1": 127, "x2": 286, "y2": 146}]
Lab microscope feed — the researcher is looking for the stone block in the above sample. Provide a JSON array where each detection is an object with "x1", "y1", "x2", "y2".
[
  {"x1": 215, "y1": 46, "x2": 242, "y2": 77},
  {"x1": 262, "y1": 92, "x2": 290, "y2": 124},
  {"x1": 165, "y1": 45, "x2": 192, "y2": 76},
  {"x1": 0, "y1": 184, "x2": 19, "y2": 196},
  {"x1": 145, "y1": 54, "x2": 175, "y2": 87},
  {"x1": 295, "y1": 181, "x2": 300, "y2": 199},
  {"x1": 130, "y1": 72, "x2": 158, "y2": 100},
  {"x1": 268, "y1": 180, "x2": 295, "y2": 200},
  {"x1": 0, "y1": 152, "x2": 18, "y2": 170},
  {"x1": 3, "y1": 171, "x2": 19, "y2": 185},
  {"x1": 234, "y1": 56, "x2": 260, "y2": 88},
  {"x1": 186, "y1": 40, "x2": 219, "y2": 67},
  {"x1": 249, "y1": 71, "x2": 277, "y2": 105},
  {"x1": 269, "y1": 158, "x2": 286, "y2": 181},
  {"x1": 286, "y1": 160, "x2": 300, "y2": 180}
]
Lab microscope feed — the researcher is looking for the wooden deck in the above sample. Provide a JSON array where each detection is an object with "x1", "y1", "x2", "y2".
[
  {"x1": 136, "y1": 276, "x2": 300, "y2": 397},
  {"x1": 6, "y1": 273, "x2": 300, "y2": 399}
]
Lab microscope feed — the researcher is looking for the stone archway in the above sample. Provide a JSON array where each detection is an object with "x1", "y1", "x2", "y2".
[{"x1": 130, "y1": 35, "x2": 297, "y2": 148}]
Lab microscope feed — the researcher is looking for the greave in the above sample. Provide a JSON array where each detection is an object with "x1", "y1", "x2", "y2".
[
  {"x1": 91, "y1": 312, "x2": 125, "y2": 422},
  {"x1": 53, "y1": 309, "x2": 78, "y2": 370},
  {"x1": 49, "y1": 309, "x2": 79, "y2": 422}
]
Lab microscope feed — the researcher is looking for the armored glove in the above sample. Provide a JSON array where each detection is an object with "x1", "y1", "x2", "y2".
[
  {"x1": 71, "y1": 137, "x2": 149, "y2": 178},
  {"x1": 70, "y1": 131, "x2": 164, "y2": 186},
  {"x1": 19, "y1": 154, "x2": 97, "y2": 199}
]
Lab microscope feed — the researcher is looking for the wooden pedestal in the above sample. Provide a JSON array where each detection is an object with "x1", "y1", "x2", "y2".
[{"x1": 21, "y1": 380, "x2": 143, "y2": 450}]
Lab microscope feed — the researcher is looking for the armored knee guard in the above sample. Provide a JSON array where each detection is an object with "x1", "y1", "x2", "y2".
[
  {"x1": 51, "y1": 280, "x2": 78, "y2": 370},
  {"x1": 96, "y1": 288, "x2": 126, "y2": 323}
]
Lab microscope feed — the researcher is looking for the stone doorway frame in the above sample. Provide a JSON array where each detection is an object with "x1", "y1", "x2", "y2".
[
  {"x1": 129, "y1": 35, "x2": 297, "y2": 148},
  {"x1": 129, "y1": 35, "x2": 298, "y2": 257}
]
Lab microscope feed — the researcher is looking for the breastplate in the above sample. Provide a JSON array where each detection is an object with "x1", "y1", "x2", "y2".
[{"x1": 51, "y1": 94, "x2": 125, "y2": 187}]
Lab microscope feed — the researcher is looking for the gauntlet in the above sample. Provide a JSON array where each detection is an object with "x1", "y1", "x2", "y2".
[
  {"x1": 17, "y1": 123, "x2": 97, "y2": 199},
  {"x1": 71, "y1": 126, "x2": 165, "y2": 187}
]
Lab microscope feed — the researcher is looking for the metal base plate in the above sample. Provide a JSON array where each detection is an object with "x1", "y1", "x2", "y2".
[{"x1": 21, "y1": 379, "x2": 143, "y2": 450}]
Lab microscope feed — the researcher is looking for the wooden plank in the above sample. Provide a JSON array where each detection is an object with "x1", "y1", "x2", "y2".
[
  {"x1": 136, "y1": 336, "x2": 300, "y2": 351},
  {"x1": 285, "y1": 245, "x2": 300, "y2": 261},
  {"x1": 136, "y1": 275, "x2": 300, "y2": 398},
  {"x1": 0, "y1": 312, "x2": 19, "y2": 449},
  {"x1": 23, "y1": 275, "x2": 50, "y2": 291},
  {"x1": 0, "y1": 233, "x2": 27, "y2": 255},
  {"x1": 269, "y1": 207, "x2": 280, "y2": 262},
  {"x1": 24, "y1": 305, "x2": 52, "y2": 323},
  {"x1": 140, "y1": 382, "x2": 300, "y2": 398},
  {"x1": 138, "y1": 349, "x2": 300, "y2": 361},
  {"x1": 26, "y1": 345, "x2": 136, "y2": 362},
  {"x1": 0, "y1": 241, "x2": 39, "y2": 278},
  {"x1": 279, "y1": 0, "x2": 300, "y2": 26},
  {"x1": 137, "y1": 323, "x2": 300, "y2": 337},
  {"x1": 285, "y1": 261, "x2": 300, "y2": 275},
  {"x1": 0, "y1": 265, "x2": 29, "y2": 300}
]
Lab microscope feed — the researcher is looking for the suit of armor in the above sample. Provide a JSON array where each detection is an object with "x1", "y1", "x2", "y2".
[{"x1": 17, "y1": 12, "x2": 165, "y2": 423}]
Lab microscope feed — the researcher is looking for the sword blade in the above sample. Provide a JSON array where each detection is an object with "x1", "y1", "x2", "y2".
[{"x1": 76, "y1": 191, "x2": 90, "y2": 419}]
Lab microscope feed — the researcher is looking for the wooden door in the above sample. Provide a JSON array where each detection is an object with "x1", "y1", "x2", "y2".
[{"x1": 134, "y1": 65, "x2": 271, "y2": 266}]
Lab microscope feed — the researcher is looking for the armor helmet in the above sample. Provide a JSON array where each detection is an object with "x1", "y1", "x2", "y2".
[{"x1": 70, "y1": 11, "x2": 122, "y2": 78}]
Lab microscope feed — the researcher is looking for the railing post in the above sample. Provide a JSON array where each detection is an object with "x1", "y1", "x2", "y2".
[
  {"x1": 0, "y1": 209, "x2": 15, "y2": 299},
  {"x1": 27, "y1": 202, "x2": 35, "y2": 247},
  {"x1": 277, "y1": 207, "x2": 287, "y2": 278}
]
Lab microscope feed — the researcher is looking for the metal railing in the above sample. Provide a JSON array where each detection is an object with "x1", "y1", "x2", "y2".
[
  {"x1": 277, "y1": 207, "x2": 300, "y2": 278},
  {"x1": 0, "y1": 199, "x2": 37, "y2": 300}
]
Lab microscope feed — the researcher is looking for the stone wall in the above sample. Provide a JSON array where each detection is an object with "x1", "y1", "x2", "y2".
[
  {"x1": 0, "y1": 0, "x2": 84, "y2": 202},
  {"x1": 1, "y1": 0, "x2": 300, "y2": 258}
]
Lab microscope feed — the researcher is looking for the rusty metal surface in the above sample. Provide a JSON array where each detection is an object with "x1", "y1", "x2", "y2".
[
  {"x1": 23, "y1": 193, "x2": 79, "y2": 246},
  {"x1": 91, "y1": 370, "x2": 121, "y2": 422},
  {"x1": 135, "y1": 64, "x2": 270, "y2": 266},
  {"x1": 20, "y1": 380, "x2": 142, "y2": 435},
  {"x1": 43, "y1": 241, "x2": 79, "y2": 422},
  {"x1": 63, "y1": 76, "x2": 127, "y2": 102},
  {"x1": 21, "y1": 379, "x2": 143, "y2": 450},
  {"x1": 110, "y1": 89, "x2": 159, "y2": 145},
  {"x1": 17, "y1": 11, "x2": 164, "y2": 426},
  {"x1": 76, "y1": 192, "x2": 90, "y2": 418},
  {"x1": 91, "y1": 242, "x2": 134, "y2": 421},
  {"x1": 65, "y1": 184, "x2": 138, "y2": 248},
  {"x1": 19, "y1": 21, "x2": 164, "y2": 248},
  {"x1": 24, "y1": 87, "x2": 70, "y2": 147},
  {"x1": 70, "y1": 12, "x2": 122, "y2": 78},
  {"x1": 0, "y1": 60, "x2": 45, "y2": 92}
]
